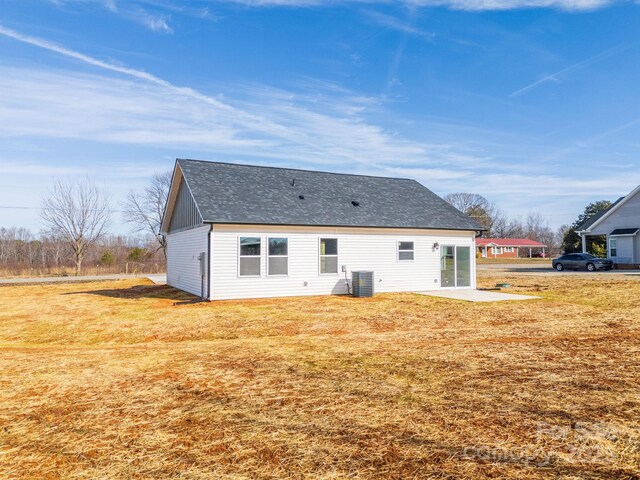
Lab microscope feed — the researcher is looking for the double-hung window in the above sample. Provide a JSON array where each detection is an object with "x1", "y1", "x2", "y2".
[
  {"x1": 398, "y1": 241, "x2": 415, "y2": 261},
  {"x1": 610, "y1": 238, "x2": 618, "y2": 257},
  {"x1": 268, "y1": 237, "x2": 288, "y2": 276},
  {"x1": 319, "y1": 238, "x2": 338, "y2": 274},
  {"x1": 504, "y1": 247, "x2": 513, "y2": 253},
  {"x1": 239, "y1": 237, "x2": 261, "y2": 276}
]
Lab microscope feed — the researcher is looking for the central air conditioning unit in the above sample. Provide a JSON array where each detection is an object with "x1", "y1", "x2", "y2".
[{"x1": 352, "y1": 271, "x2": 374, "y2": 297}]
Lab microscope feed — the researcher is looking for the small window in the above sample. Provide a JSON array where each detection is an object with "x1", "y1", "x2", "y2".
[
  {"x1": 268, "y1": 237, "x2": 288, "y2": 276},
  {"x1": 504, "y1": 247, "x2": 513, "y2": 253},
  {"x1": 494, "y1": 247, "x2": 503, "y2": 254},
  {"x1": 239, "y1": 237, "x2": 261, "y2": 276},
  {"x1": 610, "y1": 238, "x2": 617, "y2": 257},
  {"x1": 398, "y1": 241, "x2": 415, "y2": 261},
  {"x1": 320, "y1": 238, "x2": 338, "y2": 274}
]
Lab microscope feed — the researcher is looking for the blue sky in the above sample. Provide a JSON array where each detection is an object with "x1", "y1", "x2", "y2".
[{"x1": 1, "y1": 0, "x2": 640, "y2": 233}]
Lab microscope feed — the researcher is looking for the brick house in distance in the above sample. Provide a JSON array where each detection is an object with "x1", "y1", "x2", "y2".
[{"x1": 476, "y1": 238, "x2": 547, "y2": 259}]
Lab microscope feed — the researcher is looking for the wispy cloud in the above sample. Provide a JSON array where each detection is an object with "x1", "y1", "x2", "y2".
[
  {"x1": 362, "y1": 10, "x2": 435, "y2": 40},
  {"x1": 1, "y1": 23, "x2": 634, "y2": 230},
  {"x1": 510, "y1": 43, "x2": 634, "y2": 97},
  {"x1": 49, "y1": 0, "x2": 118, "y2": 11},
  {"x1": 56, "y1": 0, "x2": 620, "y2": 13},
  {"x1": 214, "y1": 0, "x2": 616, "y2": 11},
  {"x1": 134, "y1": 10, "x2": 173, "y2": 32},
  {"x1": 0, "y1": 25, "x2": 452, "y2": 169},
  {"x1": 405, "y1": 0, "x2": 613, "y2": 10},
  {"x1": 0, "y1": 25, "x2": 254, "y2": 117},
  {"x1": 48, "y1": 0, "x2": 175, "y2": 33}
]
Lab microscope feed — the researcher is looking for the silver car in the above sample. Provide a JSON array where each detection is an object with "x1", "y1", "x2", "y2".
[{"x1": 552, "y1": 253, "x2": 614, "y2": 272}]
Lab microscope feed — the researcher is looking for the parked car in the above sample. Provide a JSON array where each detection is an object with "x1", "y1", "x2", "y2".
[{"x1": 552, "y1": 253, "x2": 614, "y2": 272}]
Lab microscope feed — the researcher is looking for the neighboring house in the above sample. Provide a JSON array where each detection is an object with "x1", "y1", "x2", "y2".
[
  {"x1": 476, "y1": 238, "x2": 547, "y2": 258},
  {"x1": 160, "y1": 159, "x2": 484, "y2": 300},
  {"x1": 576, "y1": 186, "x2": 640, "y2": 266}
]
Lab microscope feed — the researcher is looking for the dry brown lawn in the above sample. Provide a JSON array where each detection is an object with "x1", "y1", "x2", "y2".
[{"x1": 0, "y1": 273, "x2": 639, "y2": 479}]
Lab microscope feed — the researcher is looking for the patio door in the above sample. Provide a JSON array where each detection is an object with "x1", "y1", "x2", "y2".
[{"x1": 440, "y1": 245, "x2": 471, "y2": 288}]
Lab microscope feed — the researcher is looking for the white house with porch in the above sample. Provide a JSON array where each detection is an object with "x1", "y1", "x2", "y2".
[{"x1": 576, "y1": 185, "x2": 640, "y2": 266}]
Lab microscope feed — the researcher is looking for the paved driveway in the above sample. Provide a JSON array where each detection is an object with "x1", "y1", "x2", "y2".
[{"x1": 477, "y1": 263, "x2": 640, "y2": 277}]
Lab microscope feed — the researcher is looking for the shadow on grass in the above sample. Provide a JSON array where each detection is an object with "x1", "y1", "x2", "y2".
[{"x1": 63, "y1": 284, "x2": 200, "y2": 303}]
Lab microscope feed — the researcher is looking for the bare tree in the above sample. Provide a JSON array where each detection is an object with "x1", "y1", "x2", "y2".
[
  {"x1": 41, "y1": 178, "x2": 111, "y2": 276},
  {"x1": 444, "y1": 193, "x2": 500, "y2": 233},
  {"x1": 122, "y1": 171, "x2": 172, "y2": 258}
]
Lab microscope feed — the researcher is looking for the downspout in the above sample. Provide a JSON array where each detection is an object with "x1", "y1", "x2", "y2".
[{"x1": 207, "y1": 224, "x2": 213, "y2": 301}]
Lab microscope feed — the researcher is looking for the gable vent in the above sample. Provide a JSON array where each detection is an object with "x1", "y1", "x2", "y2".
[{"x1": 351, "y1": 200, "x2": 360, "y2": 206}]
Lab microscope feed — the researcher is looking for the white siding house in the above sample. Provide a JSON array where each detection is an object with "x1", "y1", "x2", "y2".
[
  {"x1": 161, "y1": 159, "x2": 483, "y2": 300},
  {"x1": 577, "y1": 185, "x2": 640, "y2": 266}
]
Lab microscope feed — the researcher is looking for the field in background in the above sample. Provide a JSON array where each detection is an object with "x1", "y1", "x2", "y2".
[
  {"x1": 1, "y1": 274, "x2": 639, "y2": 479},
  {"x1": 0, "y1": 263, "x2": 165, "y2": 279}
]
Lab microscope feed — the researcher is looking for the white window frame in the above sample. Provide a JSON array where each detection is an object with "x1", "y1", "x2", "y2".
[
  {"x1": 397, "y1": 240, "x2": 415, "y2": 262},
  {"x1": 319, "y1": 237, "x2": 339, "y2": 275},
  {"x1": 504, "y1": 247, "x2": 513, "y2": 253},
  {"x1": 238, "y1": 235, "x2": 262, "y2": 278},
  {"x1": 267, "y1": 237, "x2": 289, "y2": 277},
  {"x1": 609, "y1": 238, "x2": 618, "y2": 258},
  {"x1": 494, "y1": 247, "x2": 503, "y2": 255}
]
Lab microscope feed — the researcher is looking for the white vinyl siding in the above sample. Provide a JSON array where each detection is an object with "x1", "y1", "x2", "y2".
[
  {"x1": 209, "y1": 225, "x2": 476, "y2": 300},
  {"x1": 589, "y1": 191, "x2": 640, "y2": 235},
  {"x1": 166, "y1": 225, "x2": 209, "y2": 297},
  {"x1": 611, "y1": 236, "x2": 633, "y2": 264}
]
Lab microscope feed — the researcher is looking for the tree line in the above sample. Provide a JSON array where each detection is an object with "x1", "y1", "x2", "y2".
[
  {"x1": 0, "y1": 172, "x2": 171, "y2": 277},
  {"x1": 444, "y1": 192, "x2": 612, "y2": 256},
  {"x1": 0, "y1": 176, "x2": 614, "y2": 277}
]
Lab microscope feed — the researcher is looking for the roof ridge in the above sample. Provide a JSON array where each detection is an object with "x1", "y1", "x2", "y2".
[{"x1": 177, "y1": 158, "x2": 415, "y2": 182}]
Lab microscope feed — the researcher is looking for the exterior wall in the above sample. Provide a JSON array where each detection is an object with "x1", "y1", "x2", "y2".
[
  {"x1": 615, "y1": 236, "x2": 634, "y2": 264},
  {"x1": 608, "y1": 234, "x2": 636, "y2": 265},
  {"x1": 210, "y1": 224, "x2": 476, "y2": 300},
  {"x1": 478, "y1": 246, "x2": 518, "y2": 258},
  {"x1": 166, "y1": 225, "x2": 210, "y2": 297},
  {"x1": 589, "y1": 192, "x2": 640, "y2": 235},
  {"x1": 492, "y1": 246, "x2": 518, "y2": 258}
]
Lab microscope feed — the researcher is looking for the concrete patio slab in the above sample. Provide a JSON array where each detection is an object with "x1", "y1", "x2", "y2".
[
  {"x1": 146, "y1": 274, "x2": 167, "y2": 285},
  {"x1": 416, "y1": 289, "x2": 540, "y2": 302}
]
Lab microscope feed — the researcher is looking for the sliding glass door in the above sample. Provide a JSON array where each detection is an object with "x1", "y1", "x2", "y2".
[
  {"x1": 440, "y1": 245, "x2": 471, "y2": 288},
  {"x1": 456, "y1": 246, "x2": 471, "y2": 287}
]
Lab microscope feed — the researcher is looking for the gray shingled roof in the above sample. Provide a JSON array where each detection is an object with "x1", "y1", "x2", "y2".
[
  {"x1": 610, "y1": 228, "x2": 639, "y2": 236},
  {"x1": 177, "y1": 159, "x2": 483, "y2": 231}
]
